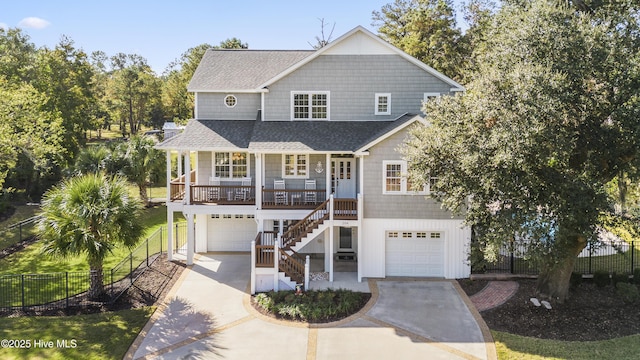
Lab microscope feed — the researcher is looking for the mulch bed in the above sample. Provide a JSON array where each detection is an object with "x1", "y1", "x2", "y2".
[
  {"x1": 458, "y1": 278, "x2": 640, "y2": 341},
  {"x1": 1, "y1": 254, "x2": 186, "y2": 317}
]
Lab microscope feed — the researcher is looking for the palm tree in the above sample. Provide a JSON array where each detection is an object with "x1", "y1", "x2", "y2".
[
  {"x1": 38, "y1": 173, "x2": 144, "y2": 299},
  {"x1": 120, "y1": 135, "x2": 165, "y2": 204}
]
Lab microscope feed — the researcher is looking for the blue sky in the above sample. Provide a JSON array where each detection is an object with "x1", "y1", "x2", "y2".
[{"x1": 1, "y1": 0, "x2": 468, "y2": 74}]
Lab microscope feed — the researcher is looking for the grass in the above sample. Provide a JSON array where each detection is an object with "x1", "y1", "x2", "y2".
[
  {"x1": 0, "y1": 307, "x2": 154, "y2": 360},
  {"x1": 0, "y1": 205, "x2": 41, "y2": 250},
  {"x1": 494, "y1": 331, "x2": 640, "y2": 360}
]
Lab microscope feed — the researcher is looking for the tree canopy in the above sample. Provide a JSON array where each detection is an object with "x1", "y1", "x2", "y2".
[{"x1": 403, "y1": 0, "x2": 640, "y2": 301}]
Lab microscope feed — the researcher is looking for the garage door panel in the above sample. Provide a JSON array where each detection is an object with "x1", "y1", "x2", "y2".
[
  {"x1": 208, "y1": 217, "x2": 256, "y2": 252},
  {"x1": 386, "y1": 231, "x2": 444, "y2": 277}
]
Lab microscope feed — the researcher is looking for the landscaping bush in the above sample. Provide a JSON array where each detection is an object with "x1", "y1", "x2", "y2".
[
  {"x1": 616, "y1": 282, "x2": 640, "y2": 304},
  {"x1": 612, "y1": 272, "x2": 629, "y2": 286},
  {"x1": 593, "y1": 270, "x2": 610, "y2": 287},
  {"x1": 633, "y1": 268, "x2": 640, "y2": 285},
  {"x1": 253, "y1": 289, "x2": 370, "y2": 322},
  {"x1": 570, "y1": 272, "x2": 583, "y2": 288}
]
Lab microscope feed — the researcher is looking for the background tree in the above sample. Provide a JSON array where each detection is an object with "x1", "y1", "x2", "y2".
[
  {"x1": 38, "y1": 173, "x2": 143, "y2": 298},
  {"x1": 308, "y1": 18, "x2": 336, "y2": 49},
  {"x1": 34, "y1": 36, "x2": 98, "y2": 160},
  {"x1": 372, "y1": 0, "x2": 466, "y2": 81},
  {"x1": 115, "y1": 135, "x2": 165, "y2": 204},
  {"x1": 107, "y1": 53, "x2": 163, "y2": 136},
  {"x1": 403, "y1": 0, "x2": 640, "y2": 302}
]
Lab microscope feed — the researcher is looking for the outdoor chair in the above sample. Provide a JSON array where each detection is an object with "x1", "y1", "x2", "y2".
[
  {"x1": 208, "y1": 176, "x2": 221, "y2": 201},
  {"x1": 274, "y1": 179, "x2": 287, "y2": 205},
  {"x1": 304, "y1": 179, "x2": 317, "y2": 204},
  {"x1": 235, "y1": 177, "x2": 252, "y2": 201}
]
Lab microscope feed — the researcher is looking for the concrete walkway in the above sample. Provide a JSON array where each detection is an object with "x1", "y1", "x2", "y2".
[{"x1": 126, "y1": 254, "x2": 496, "y2": 360}]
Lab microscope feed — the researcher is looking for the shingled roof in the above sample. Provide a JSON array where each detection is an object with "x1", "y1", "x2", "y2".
[
  {"x1": 157, "y1": 114, "x2": 420, "y2": 153},
  {"x1": 187, "y1": 50, "x2": 313, "y2": 92}
]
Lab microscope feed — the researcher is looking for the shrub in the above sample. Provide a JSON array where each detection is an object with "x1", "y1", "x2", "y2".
[
  {"x1": 570, "y1": 272, "x2": 583, "y2": 288},
  {"x1": 633, "y1": 268, "x2": 640, "y2": 285},
  {"x1": 616, "y1": 282, "x2": 640, "y2": 304},
  {"x1": 612, "y1": 272, "x2": 629, "y2": 286},
  {"x1": 593, "y1": 270, "x2": 610, "y2": 287}
]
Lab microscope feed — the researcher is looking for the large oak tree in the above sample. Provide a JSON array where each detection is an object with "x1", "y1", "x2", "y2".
[{"x1": 403, "y1": 0, "x2": 640, "y2": 302}]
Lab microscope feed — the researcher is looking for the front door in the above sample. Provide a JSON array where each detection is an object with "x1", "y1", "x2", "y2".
[
  {"x1": 339, "y1": 227, "x2": 353, "y2": 250},
  {"x1": 332, "y1": 158, "x2": 356, "y2": 198}
]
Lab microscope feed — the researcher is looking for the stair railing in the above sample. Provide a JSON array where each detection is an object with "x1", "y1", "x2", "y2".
[{"x1": 280, "y1": 198, "x2": 330, "y2": 249}]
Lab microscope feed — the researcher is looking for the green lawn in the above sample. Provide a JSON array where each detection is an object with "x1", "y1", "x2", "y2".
[
  {"x1": 0, "y1": 205, "x2": 41, "y2": 250},
  {"x1": 0, "y1": 205, "x2": 178, "y2": 274},
  {"x1": 0, "y1": 307, "x2": 153, "y2": 360},
  {"x1": 494, "y1": 331, "x2": 640, "y2": 360}
]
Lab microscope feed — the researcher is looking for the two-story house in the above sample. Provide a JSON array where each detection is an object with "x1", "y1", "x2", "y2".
[{"x1": 157, "y1": 26, "x2": 471, "y2": 293}]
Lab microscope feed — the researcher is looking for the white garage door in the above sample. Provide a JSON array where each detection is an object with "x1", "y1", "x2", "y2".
[
  {"x1": 386, "y1": 231, "x2": 445, "y2": 277},
  {"x1": 207, "y1": 215, "x2": 256, "y2": 252}
]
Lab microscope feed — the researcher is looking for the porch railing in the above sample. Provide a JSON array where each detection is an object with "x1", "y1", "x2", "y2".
[
  {"x1": 255, "y1": 232, "x2": 275, "y2": 268},
  {"x1": 170, "y1": 182, "x2": 185, "y2": 200},
  {"x1": 262, "y1": 188, "x2": 327, "y2": 209},
  {"x1": 281, "y1": 199, "x2": 330, "y2": 249},
  {"x1": 278, "y1": 248, "x2": 305, "y2": 284},
  {"x1": 333, "y1": 198, "x2": 358, "y2": 220},
  {"x1": 190, "y1": 185, "x2": 255, "y2": 205}
]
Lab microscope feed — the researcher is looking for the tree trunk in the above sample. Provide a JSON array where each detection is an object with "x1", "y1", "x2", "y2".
[
  {"x1": 536, "y1": 236, "x2": 586, "y2": 303},
  {"x1": 88, "y1": 260, "x2": 105, "y2": 300},
  {"x1": 138, "y1": 182, "x2": 148, "y2": 205}
]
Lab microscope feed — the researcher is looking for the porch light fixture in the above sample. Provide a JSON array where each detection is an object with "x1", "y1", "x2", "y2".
[{"x1": 315, "y1": 161, "x2": 324, "y2": 174}]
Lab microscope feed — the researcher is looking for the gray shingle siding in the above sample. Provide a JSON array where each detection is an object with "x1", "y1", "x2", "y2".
[
  {"x1": 363, "y1": 127, "x2": 460, "y2": 220},
  {"x1": 197, "y1": 93, "x2": 260, "y2": 120},
  {"x1": 264, "y1": 55, "x2": 452, "y2": 121}
]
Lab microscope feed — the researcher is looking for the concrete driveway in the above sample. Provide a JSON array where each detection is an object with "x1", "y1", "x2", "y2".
[{"x1": 127, "y1": 254, "x2": 495, "y2": 360}]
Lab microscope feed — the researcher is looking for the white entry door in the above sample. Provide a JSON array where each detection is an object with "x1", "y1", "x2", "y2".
[{"x1": 332, "y1": 158, "x2": 356, "y2": 198}]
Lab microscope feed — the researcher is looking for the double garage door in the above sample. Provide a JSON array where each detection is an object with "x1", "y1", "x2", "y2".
[
  {"x1": 207, "y1": 215, "x2": 256, "y2": 252},
  {"x1": 385, "y1": 231, "x2": 445, "y2": 277}
]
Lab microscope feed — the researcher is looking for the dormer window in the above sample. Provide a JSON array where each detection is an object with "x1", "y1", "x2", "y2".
[
  {"x1": 375, "y1": 93, "x2": 391, "y2": 115},
  {"x1": 224, "y1": 95, "x2": 237, "y2": 108},
  {"x1": 291, "y1": 92, "x2": 329, "y2": 120}
]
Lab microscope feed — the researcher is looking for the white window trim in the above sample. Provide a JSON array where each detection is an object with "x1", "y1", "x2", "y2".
[
  {"x1": 282, "y1": 154, "x2": 309, "y2": 179},
  {"x1": 224, "y1": 94, "x2": 237, "y2": 108},
  {"x1": 423, "y1": 92, "x2": 441, "y2": 115},
  {"x1": 382, "y1": 160, "x2": 429, "y2": 195},
  {"x1": 290, "y1": 91, "x2": 330, "y2": 120},
  {"x1": 211, "y1": 151, "x2": 251, "y2": 180},
  {"x1": 375, "y1": 93, "x2": 391, "y2": 115}
]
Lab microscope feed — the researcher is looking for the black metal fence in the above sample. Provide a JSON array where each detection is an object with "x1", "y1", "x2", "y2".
[
  {"x1": 0, "y1": 222, "x2": 186, "y2": 311},
  {"x1": 480, "y1": 240, "x2": 639, "y2": 275},
  {"x1": 0, "y1": 215, "x2": 41, "y2": 250}
]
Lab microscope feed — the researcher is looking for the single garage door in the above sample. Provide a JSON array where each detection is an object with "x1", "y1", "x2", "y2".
[
  {"x1": 386, "y1": 231, "x2": 445, "y2": 277},
  {"x1": 207, "y1": 215, "x2": 256, "y2": 252}
]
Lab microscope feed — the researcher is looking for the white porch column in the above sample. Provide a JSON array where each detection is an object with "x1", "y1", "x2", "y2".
[
  {"x1": 184, "y1": 151, "x2": 191, "y2": 205},
  {"x1": 166, "y1": 151, "x2": 172, "y2": 202},
  {"x1": 255, "y1": 152, "x2": 262, "y2": 210},
  {"x1": 358, "y1": 155, "x2": 364, "y2": 196},
  {"x1": 324, "y1": 229, "x2": 330, "y2": 271},
  {"x1": 167, "y1": 210, "x2": 174, "y2": 261},
  {"x1": 325, "y1": 153, "x2": 331, "y2": 197},
  {"x1": 329, "y1": 224, "x2": 334, "y2": 282},
  {"x1": 177, "y1": 151, "x2": 183, "y2": 181},
  {"x1": 357, "y1": 193, "x2": 363, "y2": 282},
  {"x1": 274, "y1": 237, "x2": 281, "y2": 292},
  {"x1": 304, "y1": 255, "x2": 310, "y2": 290},
  {"x1": 186, "y1": 213, "x2": 195, "y2": 265},
  {"x1": 250, "y1": 240, "x2": 256, "y2": 294}
]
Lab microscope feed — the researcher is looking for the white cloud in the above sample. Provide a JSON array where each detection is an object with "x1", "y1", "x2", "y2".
[
  {"x1": 0, "y1": 22, "x2": 7, "y2": 30},
  {"x1": 18, "y1": 17, "x2": 50, "y2": 29}
]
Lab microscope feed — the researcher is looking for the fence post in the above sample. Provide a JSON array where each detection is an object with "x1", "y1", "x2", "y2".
[
  {"x1": 146, "y1": 239, "x2": 149, "y2": 267},
  {"x1": 589, "y1": 242, "x2": 592, "y2": 275},
  {"x1": 19, "y1": 223, "x2": 22, "y2": 242},
  {"x1": 632, "y1": 241, "x2": 635, "y2": 274},
  {"x1": 21, "y1": 274, "x2": 25, "y2": 310},
  {"x1": 510, "y1": 250, "x2": 514, "y2": 274},
  {"x1": 65, "y1": 272, "x2": 69, "y2": 309},
  {"x1": 160, "y1": 226, "x2": 163, "y2": 254},
  {"x1": 130, "y1": 253, "x2": 133, "y2": 285}
]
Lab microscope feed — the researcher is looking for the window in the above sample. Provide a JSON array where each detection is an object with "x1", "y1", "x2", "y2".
[
  {"x1": 382, "y1": 160, "x2": 430, "y2": 195},
  {"x1": 213, "y1": 152, "x2": 249, "y2": 179},
  {"x1": 211, "y1": 214, "x2": 220, "y2": 219},
  {"x1": 283, "y1": 154, "x2": 308, "y2": 178},
  {"x1": 224, "y1": 95, "x2": 237, "y2": 108},
  {"x1": 430, "y1": 232, "x2": 441, "y2": 239},
  {"x1": 416, "y1": 232, "x2": 427, "y2": 238},
  {"x1": 402, "y1": 232, "x2": 412, "y2": 238},
  {"x1": 291, "y1": 92, "x2": 329, "y2": 120},
  {"x1": 387, "y1": 231, "x2": 398, "y2": 238},
  {"x1": 223, "y1": 214, "x2": 232, "y2": 219},
  {"x1": 423, "y1": 93, "x2": 441, "y2": 114},
  {"x1": 375, "y1": 93, "x2": 391, "y2": 115},
  {"x1": 235, "y1": 215, "x2": 243, "y2": 219}
]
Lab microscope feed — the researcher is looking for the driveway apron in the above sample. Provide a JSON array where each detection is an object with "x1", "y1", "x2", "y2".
[{"x1": 128, "y1": 254, "x2": 494, "y2": 360}]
